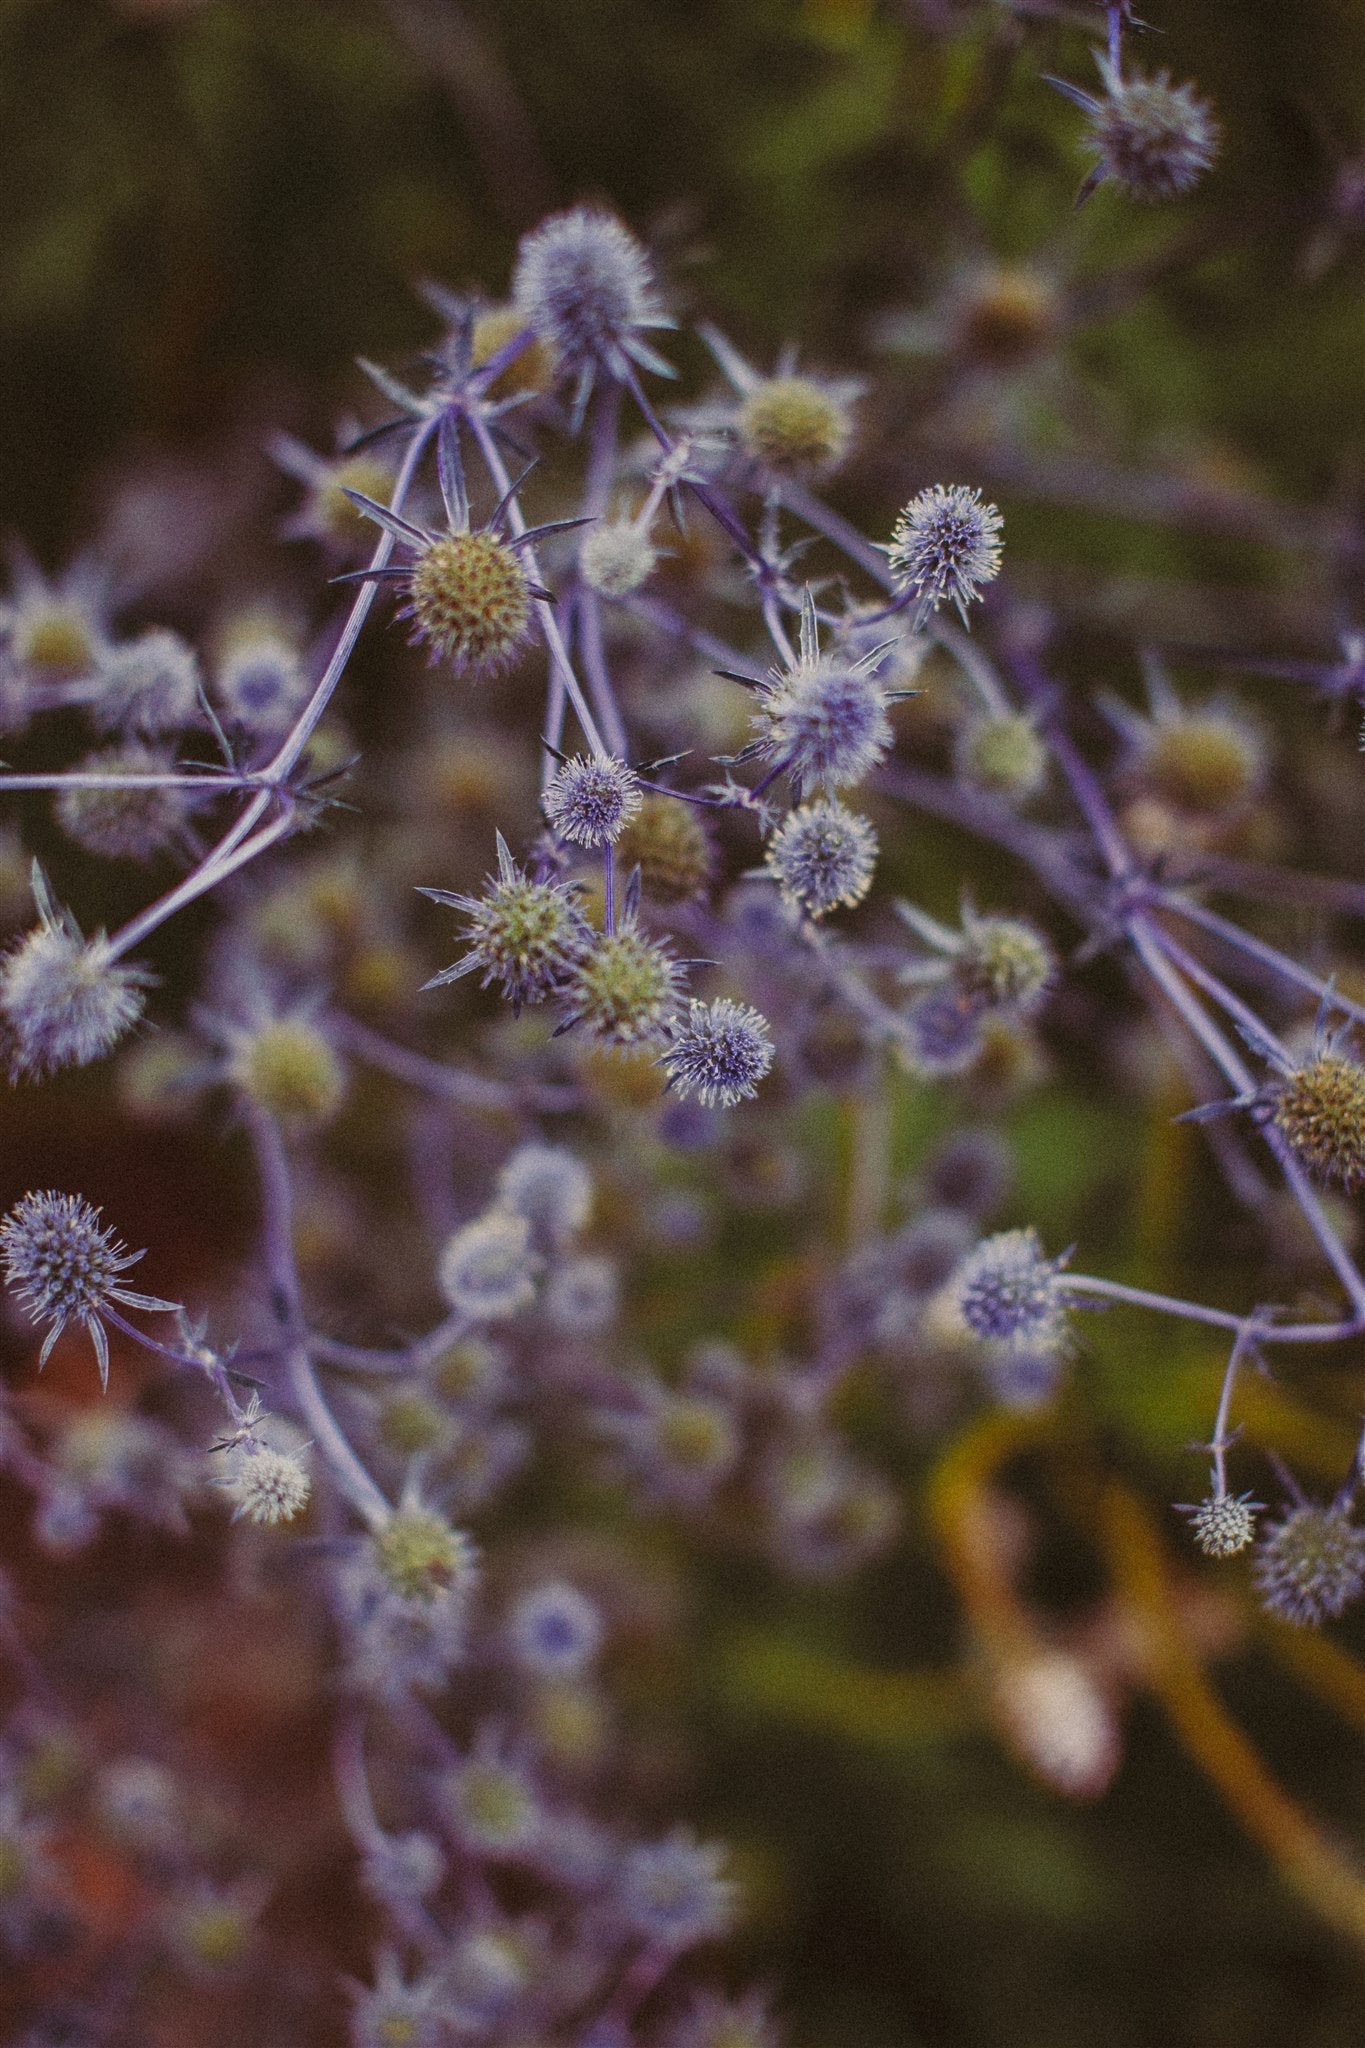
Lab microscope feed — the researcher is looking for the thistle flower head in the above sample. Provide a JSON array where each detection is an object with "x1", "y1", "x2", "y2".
[
  {"x1": 887, "y1": 485, "x2": 1003, "y2": 625},
  {"x1": 751, "y1": 595, "x2": 896, "y2": 798},
  {"x1": 1262, "y1": 1025, "x2": 1365, "y2": 1191},
  {"x1": 0, "y1": 1190, "x2": 178, "y2": 1388},
  {"x1": 512, "y1": 206, "x2": 671, "y2": 390},
  {"x1": 1183, "y1": 1490, "x2": 1260, "y2": 1559},
  {"x1": 661, "y1": 997, "x2": 774, "y2": 1107},
  {"x1": 92, "y1": 629, "x2": 203, "y2": 735},
  {"x1": 438, "y1": 1210, "x2": 542, "y2": 1321},
  {"x1": 0, "y1": 550, "x2": 109, "y2": 681},
  {"x1": 422, "y1": 834, "x2": 591, "y2": 1012},
  {"x1": 543, "y1": 754, "x2": 643, "y2": 849},
  {"x1": 350, "y1": 1950, "x2": 447, "y2": 2048},
  {"x1": 442, "y1": 1729, "x2": 541, "y2": 1856},
  {"x1": 1073, "y1": 56, "x2": 1219, "y2": 204},
  {"x1": 1, "y1": 889, "x2": 147, "y2": 1081},
  {"x1": 580, "y1": 520, "x2": 658, "y2": 597},
  {"x1": 270, "y1": 431, "x2": 396, "y2": 551},
  {"x1": 898, "y1": 900, "x2": 1054, "y2": 1017},
  {"x1": 1253, "y1": 1502, "x2": 1365, "y2": 1626},
  {"x1": 762, "y1": 799, "x2": 877, "y2": 919},
  {"x1": 563, "y1": 918, "x2": 684, "y2": 1047},
  {"x1": 55, "y1": 742, "x2": 198, "y2": 864},
  {"x1": 951, "y1": 1227, "x2": 1070, "y2": 1351},
  {"x1": 737, "y1": 374, "x2": 855, "y2": 477},
  {"x1": 616, "y1": 794, "x2": 715, "y2": 904}
]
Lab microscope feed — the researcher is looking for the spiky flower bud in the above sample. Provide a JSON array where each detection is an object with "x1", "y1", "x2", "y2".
[
  {"x1": 1083, "y1": 59, "x2": 1219, "y2": 203},
  {"x1": 737, "y1": 375, "x2": 854, "y2": 476},
  {"x1": 423, "y1": 835, "x2": 591, "y2": 1011},
  {"x1": 580, "y1": 521, "x2": 658, "y2": 597},
  {"x1": 0, "y1": 1189, "x2": 177, "y2": 1385},
  {"x1": 372, "y1": 1506, "x2": 479, "y2": 1606},
  {"x1": 660, "y1": 997, "x2": 774, "y2": 1107},
  {"x1": 55, "y1": 742, "x2": 196, "y2": 863},
  {"x1": 409, "y1": 531, "x2": 533, "y2": 676},
  {"x1": 763, "y1": 800, "x2": 877, "y2": 919},
  {"x1": 951, "y1": 914, "x2": 1054, "y2": 1015},
  {"x1": 513, "y1": 207, "x2": 668, "y2": 381},
  {"x1": 887, "y1": 485, "x2": 1003, "y2": 624},
  {"x1": 615, "y1": 795, "x2": 715, "y2": 904},
  {"x1": 223, "y1": 1444, "x2": 311, "y2": 1526},
  {"x1": 1253, "y1": 1502, "x2": 1365, "y2": 1626},
  {"x1": 543, "y1": 754, "x2": 643, "y2": 849},
  {"x1": 1183, "y1": 1490, "x2": 1259, "y2": 1558},
  {"x1": 438, "y1": 1210, "x2": 542, "y2": 1321},
  {"x1": 952, "y1": 1227, "x2": 1069, "y2": 1351},
  {"x1": 953, "y1": 712, "x2": 1047, "y2": 803},
  {"x1": 228, "y1": 1016, "x2": 347, "y2": 1127},
  {"x1": 564, "y1": 921, "x2": 683, "y2": 1046},
  {"x1": 1, "y1": 913, "x2": 146, "y2": 1081}
]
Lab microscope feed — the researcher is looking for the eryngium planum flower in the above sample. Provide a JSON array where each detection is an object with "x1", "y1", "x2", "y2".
[
  {"x1": 512, "y1": 207, "x2": 672, "y2": 391},
  {"x1": 763, "y1": 800, "x2": 877, "y2": 918},
  {"x1": 952, "y1": 1227, "x2": 1069, "y2": 1351},
  {"x1": 542, "y1": 754, "x2": 643, "y2": 848},
  {"x1": 421, "y1": 833, "x2": 590, "y2": 1012},
  {"x1": 0, "y1": 1190, "x2": 178, "y2": 1388},
  {"x1": 1253, "y1": 1502, "x2": 1365, "y2": 1626},
  {"x1": 887, "y1": 485, "x2": 1003, "y2": 625},
  {"x1": 661, "y1": 998, "x2": 774, "y2": 1107}
]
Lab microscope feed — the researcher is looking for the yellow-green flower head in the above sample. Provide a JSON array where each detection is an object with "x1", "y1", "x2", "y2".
[
  {"x1": 1269, "y1": 1041, "x2": 1365, "y2": 1190},
  {"x1": 615, "y1": 794, "x2": 715, "y2": 905},
  {"x1": 372, "y1": 1504, "x2": 480, "y2": 1606},
  {"x1": 270, "y1": 429, "x2": 398, "y2": 550},
  {"x1": 737, "y1": 375, "x2": 855, "y2": 477},
  {"x1": 953, "y1": 711, "x2": 1047, "y2": 804},
  {"x1": 227, "y1": 1015, "x2": 347, "y2": 1128},
  {"x1": 898, "y1": 899, "x2": 1053, "y2": 1018},
  {"x1": 563, "y1": 917, "x2": 683, "y2": 1047},
  {"x1": 344, "y1": 414, "x2": 569, "y2": 680},
  {"x1": 580, "y1": 520, "x2": 658, "y2": 597},
  {"x1": 1, "y1": 549, "x2": 109, "y2": 682},
  {"x1": 421, "y1": 833, "x2": 592, "y2": 1013}
]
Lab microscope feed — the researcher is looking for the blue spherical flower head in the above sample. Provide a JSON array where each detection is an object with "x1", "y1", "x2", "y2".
[
  {"x1": 762, "y1": 799, "x2": 877, "y2": 918},
  {"x1": 887, "y1": 485, "x2": 1002, "y2": 628},
  {"x1": 951, "y1": 1227, "x2": 1071, "y2": 1352},
  {"x1": 0, "y1": 1190, "x2": 179, "y2": 1390},
  {"x1": 747, "y1": 593, "x2": 900, "y2": 800},
  {"x1": 507, "y1": 1578, "x2": 604, "y2": 1676},
  {"x1": 661, "y1": 998, "x2": 774, "y2": 1108},
  {"x1": 543, "y1": 754, "x2": 643, "y2": 849},
  {"x1": 1253, "y1": 1502, "x2": 1365, "y2": 1627},
  {"x1": 1051, "y1": 54, "x2": 1219, "y2": 207},
  {"x1": 513, "y1": 207, "x2": 674, "y2": 412}
]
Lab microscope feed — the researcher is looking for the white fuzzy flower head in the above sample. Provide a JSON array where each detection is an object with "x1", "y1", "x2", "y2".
[
  {"x1": 887, "y1": 485, "x2": 1003, "y2": 624},
  {"x1": 92, "y1": 629, "x2": 204, "y2": 735},
  {"x1": 438, "y1": 1210, "x2": 542, "y2": 1321},
  {"x1": 543, "y1": 754, "x2": 643, "y2": 849},
  {"x1": 223, "y1": 1444, "x2": 311, "y2": 1526},
  {"x1": 1, "y1": 905, "x2": 147, "y2": 1082},
  {"x1": 951, "y1": 1227, "x2": 1070, "y2": 1352},
  {"x1": 56, "y1": 742, "x2": 197, "y2": 864},
  {"x1": 494, "y1": 1142, "x2": 593, "y2": 1247},
  {"x1": 580, "y1": 520, "x2": 658, "y2": 597},
  {"x1": 1083, "y1": 58, "x2": 1219, "y2": 203},
  {"x1": 507, "y1": 1578, "x2": 604, "y2": 1676}
]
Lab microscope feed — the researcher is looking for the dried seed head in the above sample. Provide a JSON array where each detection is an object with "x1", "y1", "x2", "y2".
[
  {"x1": 1253, "y1": 1502, "x2": 1365, "y2": 1626},
  {"x1": 409, "y1": 531, "x2": 533, "y2": 676},
  {"x1": 737, "y1": 375, "x2": 854, "y2": 476}
]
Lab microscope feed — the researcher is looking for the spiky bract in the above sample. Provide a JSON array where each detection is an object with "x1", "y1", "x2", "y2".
[{"x1": 0, "y1": 1190, "x2": 177, "y2": 1387}]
